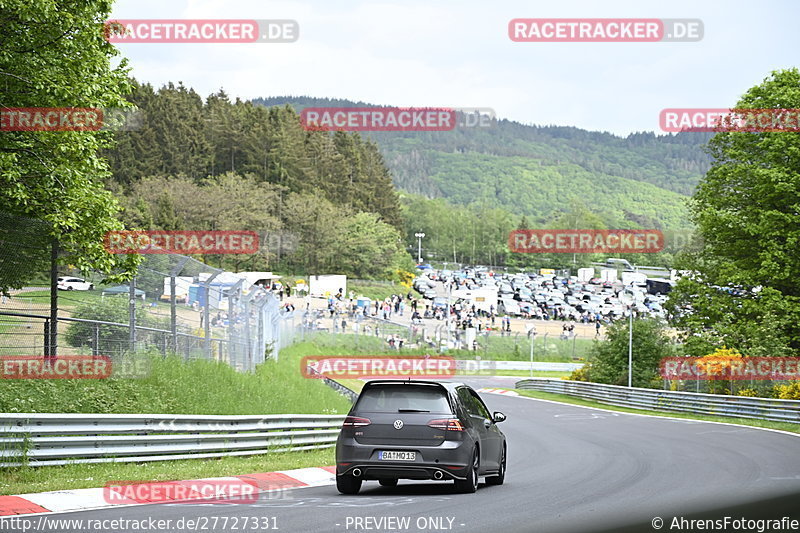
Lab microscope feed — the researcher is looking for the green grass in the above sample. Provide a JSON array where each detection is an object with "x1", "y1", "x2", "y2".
[
  {"x1": 333, "y1": 371, "x2": 569, "y2": 393},
  {"x1": 21, "y1": 289, "x2": 103, "y2": 310},
  {"x1": 290, "y1": 331, "x2": 593, "y2": 363},
  {"x1": 489, "y1": 370, "x2": 571, "y2": 378},
  {"x1": 481, "y1": 335, "x2": 593, "y2": 361},
  {"x1": 0, "y1": 351, "x2": 351, "y2": 415},
  {"x1": 514, "y1": 389, "x2": 800, "y2": 434},
  {"x1": 0, "y1": 447, "x2": 335, "y2": 496},
  {"x1": 347, "y1": 281, "x2": 404, "y2": 302}
]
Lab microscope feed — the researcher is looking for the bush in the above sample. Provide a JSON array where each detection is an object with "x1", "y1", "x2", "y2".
[
  {"x1": 64, "y1": 298, "x2": 170, "y2": 355},
  {"x1": 568, "y1": 364, "x2": 591, "y2": 382},
  {"x1": 775, "y1": 382, "x2": 800, "y2": 400}
]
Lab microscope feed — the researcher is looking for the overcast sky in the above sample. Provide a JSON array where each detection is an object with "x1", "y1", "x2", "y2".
[{"x1": 110, "y1": 0, "x2": 800, "y2": 136}]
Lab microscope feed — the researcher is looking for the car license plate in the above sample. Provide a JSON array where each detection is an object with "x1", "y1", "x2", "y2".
[{"x1": 378, "y1": 451, "x2": 416, "y2": 461}]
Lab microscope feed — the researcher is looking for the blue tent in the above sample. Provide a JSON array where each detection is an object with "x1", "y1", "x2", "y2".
[{"x1": 416, "y1": 263, "x2": 433, "y2": 270}]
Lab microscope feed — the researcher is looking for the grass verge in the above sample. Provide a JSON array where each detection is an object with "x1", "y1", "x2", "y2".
[
  {"x1": 289, "y1": 332, "x2": 587, "y2": 362},
  {"x1": 0, "y1": 346, "x2": 351, "y2": 495},
  {"x1": 0, "y1": 447, "x2": 335, "y2": 496},
  {"x1": 514, "y1": 389, "x2": 800, "y2": 434},
  {"x1": 0, "y1": 352, "x2": 351, "y2": 415},
  {"x1": 348, "y1": 281, "x2": 403, "y2": 302}
]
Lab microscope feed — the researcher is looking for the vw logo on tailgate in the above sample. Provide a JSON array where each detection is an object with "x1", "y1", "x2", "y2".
[{"x1": 393, "y1": 420, "x2": 404, "y2": 430}]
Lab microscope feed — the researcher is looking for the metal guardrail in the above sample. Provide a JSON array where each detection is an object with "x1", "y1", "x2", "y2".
[
  {"x1": 321, "y1": 377, "x2": 359, "y2": 403},
  {"x1": 515, "y1": 378, "x2": 800, "y2": 424},
  {"x1": 0, "y1": 413, "x2": 346, "y2": 467},
  {"x1": 305, "y1": 364, "x2": 359, "y2": 403}
]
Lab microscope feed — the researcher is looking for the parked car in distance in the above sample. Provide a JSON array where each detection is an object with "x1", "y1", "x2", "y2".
[
  {"x1": 432, "y1": 297, "x2": 449, "y2": 310},
  {"x1": 57, "y1": 277, "x2": 94, "y2": 291},
  {"x1": 336, "y1": 380, "x2": 507, "y2": 495},
  {"x1": 498, "y1": 298, "x2": 522, "y2": 316}
]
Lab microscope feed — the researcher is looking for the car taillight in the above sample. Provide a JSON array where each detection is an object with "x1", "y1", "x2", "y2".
[
  {"x1": 427, "y1": 418, "x2": 464, "y2": 431},
  {"x1": 342, "y1": 416, "x2": 371, "y2": 427}
]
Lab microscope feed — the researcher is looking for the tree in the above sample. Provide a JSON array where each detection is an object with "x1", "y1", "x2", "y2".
[
  {"x1": 669, "y1": 69, "x2": 800, "y2": 357},
  {"x1": 334, "y1": 212, "x2": 411, "y2": 278},
  {"x1": 577, "y1": 318, "x2": 674, "y2": 388},
  {"x1": 0, "y1": 0, "x2": 140, "y2": 283}
]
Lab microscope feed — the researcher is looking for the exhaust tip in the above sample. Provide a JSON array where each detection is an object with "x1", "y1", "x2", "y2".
[
  {"x1": 433, "y1": 471, "x2": 443, "y2": 480},
  {"x1": 352, "y1": 468, "x2": 362, "y2": 477}
]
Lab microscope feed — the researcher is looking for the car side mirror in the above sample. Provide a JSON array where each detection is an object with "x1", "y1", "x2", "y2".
[{"x1": 492, "y1": 411, "x2": 506, "y2": 423}]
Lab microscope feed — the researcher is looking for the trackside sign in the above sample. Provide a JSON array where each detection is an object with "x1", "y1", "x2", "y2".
[{"x1": 302, "y1": 356, "x2": 456, "y2": 379}]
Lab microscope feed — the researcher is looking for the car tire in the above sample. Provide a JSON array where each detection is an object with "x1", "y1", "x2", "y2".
[
  {"x1": 378, "y1": 478, "x2": 398, "y2": 487},
  {"x1": 336, "y1": 475, "x2": 362, "y2": 495},
  {"x1": 485, "y1": 444, "x2": 506, "y2": 486},
  {"x1": 454, "y1": 447, "x2": 479, "y2": 494},
  {"x1": 67, "y1": 286, "x2": 73, "y2": 290},
  {"x1": 89, "y1": 284, "x2": 94, "y2": 290}
]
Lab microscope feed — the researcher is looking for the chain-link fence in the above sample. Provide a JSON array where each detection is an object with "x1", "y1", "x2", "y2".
[{"x1": 0, "y1": 212, "x2": 292, "y2": 373}]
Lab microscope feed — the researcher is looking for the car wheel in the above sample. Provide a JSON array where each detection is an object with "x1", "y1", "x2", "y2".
[
  {"x1": 378, "y1": 478, "x2": 398, "y2": 487},
  {"x1": 454, "y1": 447, "x2": 479, "y2": 494},
  {"x1": 67, "y1": 286, "x2": 73, "y2": 290},
  {"x1": 89, "y1": 284, "x2": 94, "y2": 290},
  {"x1": 486, "y1": 444, "x2": 506, "y2": 486},
  {"x1": 336, "y1": 474, "x2": 362, "y2": 495}
]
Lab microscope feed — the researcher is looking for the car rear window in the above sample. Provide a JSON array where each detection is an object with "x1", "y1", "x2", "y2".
[{"x1": 355, "y1": 385, "x2": 453, "y2": 414}]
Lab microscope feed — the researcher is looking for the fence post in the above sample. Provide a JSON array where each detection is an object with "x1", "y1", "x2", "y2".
[
  {"x1": 243, "y1": 296, "x2": 252, "y2": 372},
  {"x1": 169, "y1": 257, "x2": 189, "y2": 353},
  {"x1": 43, "y1": 319, "x2": 50, "y2": 357},
  {"x1": 170, "y1": 274, "x2": 177, "y2": 351},
  {"x1": 128, "y1": 276, "x2": 136, "y2": 353},
  {"x1": 202, "y1": 272, "x2": 220, "y2": 360},
  {"x1": 47, "y1": 240, "x2": 58, "y2": 359},
  {"x1": 161, "y1": 331, "x2": 167, "y2": 357},
  {"x1": 93, "y1": 323, "x2": 100, "y2": 357}
]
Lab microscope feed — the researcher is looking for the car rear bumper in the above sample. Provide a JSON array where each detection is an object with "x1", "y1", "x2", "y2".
[{"x1": 336, "y1": 440, "x2": 471, "y2": 481}]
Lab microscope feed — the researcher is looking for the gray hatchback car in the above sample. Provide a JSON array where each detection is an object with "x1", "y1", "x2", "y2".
[{"x1": 335, "y1": 380, "x2": 507, "y2": 494}]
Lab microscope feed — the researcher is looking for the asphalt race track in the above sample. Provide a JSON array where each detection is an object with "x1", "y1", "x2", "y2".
[{"x1": 9, "y1": 384, "x2": 800, "y2": 533}]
